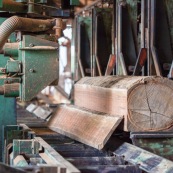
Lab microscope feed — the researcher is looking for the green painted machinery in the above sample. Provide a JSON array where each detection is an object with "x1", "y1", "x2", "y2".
[
  {"x1": 0, "y1": 35, "x2": 59, "y2": 101},
  {"x1": 0, "y1": 17, "x2": 59, "y2": 160},
  {"x1": 0, "y1": 0, "x2": 79, "y2": 161}
]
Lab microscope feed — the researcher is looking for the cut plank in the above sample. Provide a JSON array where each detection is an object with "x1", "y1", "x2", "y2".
[
  {"x1": 48, "y1": 105, "x2": 123, "y2": 150},
  {"x1": 74, "y1": 76, "x2": 173, "y2": 132}
]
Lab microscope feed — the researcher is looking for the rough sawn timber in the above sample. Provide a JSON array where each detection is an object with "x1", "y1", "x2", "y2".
[
  {"x1": 74, "y1": 76, "x2": 173, "y2": 132},
  {"x1": 48, "y1": 105, "x2": 123, "y2": 150}
]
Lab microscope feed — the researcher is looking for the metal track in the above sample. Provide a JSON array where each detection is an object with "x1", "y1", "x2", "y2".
[
  {"x1": 15, "y1": 106, "x2": 173, "y2": 173},
  {"x1": 17, "y1": 106, "x2": 140, "y2": 172}
]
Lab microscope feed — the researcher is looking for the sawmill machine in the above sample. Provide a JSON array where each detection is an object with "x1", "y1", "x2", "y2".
[
  {"x1": 2, "y1": 1, "x2": 173, "y2": 173},
  {"x1": 0, "y1": 0, "x2": 79, "y2": 162}
]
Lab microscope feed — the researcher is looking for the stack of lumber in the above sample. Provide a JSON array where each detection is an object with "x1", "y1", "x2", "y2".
[{"x1": 48, "y1": 76, "x2": 173, "y2": 149}]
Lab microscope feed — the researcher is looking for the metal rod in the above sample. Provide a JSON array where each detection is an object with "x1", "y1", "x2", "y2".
[
  {"x1": 112, "y1": 0, "x2": 116, "y2": 56},
  {"x1": 71, "y1": 16, "x2": 77, "y2": 81},
  {"x1": 115, "y1": 0, "x2": 119, "y2": 74},
  {"x1": 141, "y1": 0, "x2": 145, "y2": 48},
  {"x1": 118, "y1": 4, "x2": 123, "y2": 54},
  {"x1": 119, "y1": 53, "x2": 127, "y2": 75},
  {"x1": 20, "y1": 46, "x2": 58, "y2": 50},
  {"x1": 117, "y1": 3, "x2": 123, "y2": 75},
  {"x1": 112, "y1": 0, "x2": 116, "y2": 75},
  {"x1": 150, "y1": 0, "x2": 155, "y2": 53},
  {"x1": 150, "y1": 0, "x2": 162, "y2": 76},
  {"x1": 151, "y1": 47, "x2": 162, "y2": 76},
  {"x1": 95, "y1": 56, "x2": 102, "y2": 76},
  {"x1": 95, "y1": 15, "x2": 102, "y2": 76},
  {"x1": 77, "y1": 22, "x2": 85, "y2": 78},
  {"x1": 91, "y1": 8, "x2": 95, "y2": 77},
  {"x1": 117, "y1": 3, "x2": 127, "y2": 75},
  {"x1": 147, "y1": 0, "x2": 151, "y2": 76}
]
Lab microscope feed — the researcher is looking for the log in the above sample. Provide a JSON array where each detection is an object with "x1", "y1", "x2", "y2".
[
  {"x1": 74, "y1": 76, "x2": 173, "y2": 132},
  {"x1": 48, "y1": 105, "x2": 123, "y2": 149}
]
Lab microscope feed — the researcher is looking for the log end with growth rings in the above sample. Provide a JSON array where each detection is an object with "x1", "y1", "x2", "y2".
[{"x1": 128, "y1": 79, "x2": 173, "y2": 131}]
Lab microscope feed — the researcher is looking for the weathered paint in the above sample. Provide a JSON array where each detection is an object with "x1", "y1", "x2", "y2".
[
  {"x1": 0, "y1": 17, "x2": 18, "y2": 161},
  {"x1": 131, "y1": 132, "x2": 173, "y2": 161},
  {"x1": 114, "y1": 142, "x2": 173, "y2": 173},
  {"x1": 18, "y1": 35, "x2": 59, "y2": 101}
]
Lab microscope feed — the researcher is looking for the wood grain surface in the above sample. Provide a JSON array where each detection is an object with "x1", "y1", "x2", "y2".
[
  {"x1": 48, "y1": 105, "x2": 123, "y2": 149},
  {"x1": 74, "y1": 76, "x2": 173, "y2": 131}
]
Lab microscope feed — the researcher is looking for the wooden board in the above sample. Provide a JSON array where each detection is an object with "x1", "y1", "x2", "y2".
[
  {"x1": 74, "y1": 76, "x2": 173, "y2": 132},
  {"x1": 48, "y1": 105, "x2": 123, "y2": 150}
]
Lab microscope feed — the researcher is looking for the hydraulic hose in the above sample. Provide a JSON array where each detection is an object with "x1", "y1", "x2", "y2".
[{"x1": 0, "y1": 16, "x2": 55, "y2": 51}]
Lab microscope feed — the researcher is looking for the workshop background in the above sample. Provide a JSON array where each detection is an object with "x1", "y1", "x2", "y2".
[{"x1": 1, "y1": 1, "x2": 173, "y2": 173}]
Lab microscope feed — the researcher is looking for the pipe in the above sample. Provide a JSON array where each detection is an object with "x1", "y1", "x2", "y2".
[
  {"x1": 141, "y1": 0, "x2": 146, "y2": 48},
  {"x1": 0, "y1": 83, "x2": 20, "y2": 97},
  {"x1": 147, "y1": 0, "x2": 151, "y2": 75},
  {"x1": 119, "y1": 52, "x2": 127, "y2": 75},
  {"x1": 117, "y1": 3, "x2": 127, "y2": 75},
  {"x1": 91, "y1": 8, "x2": 94, "y2": 77},
  {"x1": 0, "y1": 16, "x2": 55, "y2": 51},
  {"x1": 118, "y1": 4, "x2": 123, "y2": 56},
  {"x1": 115, "y1": 1, "x2": 118, "y2": 75},
  {"x1": 3, "y1": 43, "x2": 19, "y2": 57},
  {"x1": 95, "y1": 15, "x2": 102, "y2": 76},
  {"x1": 150, "y1": 0, "x2": 162, "y2": 76},
  {"x1": 77, "y1": 21, "x2": 85, "y2": 78}
]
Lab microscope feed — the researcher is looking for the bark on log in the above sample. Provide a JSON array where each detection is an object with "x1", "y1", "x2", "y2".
[{"x1": 74, "y1": 76, "x2": 173, "y2": 132}]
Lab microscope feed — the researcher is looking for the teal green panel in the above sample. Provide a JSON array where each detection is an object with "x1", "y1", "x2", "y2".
[
  {"x1": 19, "y1": 35, "x2": 58, "y2": 101},
  {"x1": 0, "y1": 54, "x2": 10, "y2": 68},
  {"x1": 6, "y1": 60, "x2": 21, "y2": 73},
  {"x1": 0, "y1": 78, "x2": 17, "y2": 162},
  {"x1": 0, "y1": 17, "x2": 17, "y2": 161},
  {"x1": 70, "y1": 0, "x2": 79, "y2": 6},
  {"x1": 0, "y1": 95, "x2": 16, "y2": 162}
]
